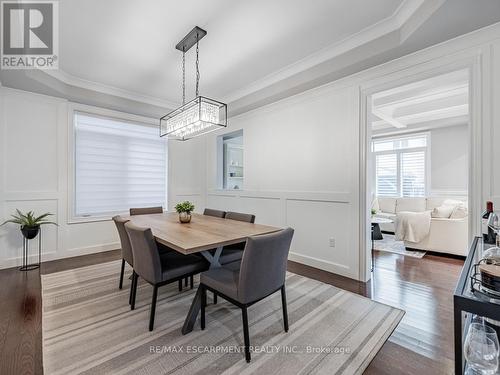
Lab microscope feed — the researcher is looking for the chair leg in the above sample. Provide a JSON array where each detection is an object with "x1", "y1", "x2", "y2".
[
  {"x1": 119, "y1": 259, "x2": 125, "y2": 290},
  {"x1": 213, "y1": 292, "x2": 217, "y2": 304},
  {"x1": 129, "y1": 270, "x2": 135, "y2": 305},
  {"x1": 185, "y1": 277, "x2": 188, "y2": 287},
  {"x1": 149, "y1": 285, "x2": 159, "y2": 331},
  {"x1": 242, "y1": 306, "x2": 251, "y2": 362},
  {"x1": 131, "y1": 272, "x2": 138, "y2": 310},
  {"x1": 190, "y1": 275, "x2": 194, "y2": 289},
  {"x1": 200, "y1": 285, "x2": 206, "y2": 330},
  {"x1": 281, "y1": 285, "x2": 289, "y2": 332},
  {"x1": 178, "y1": 279, "x2": 182, "y2": 292}
]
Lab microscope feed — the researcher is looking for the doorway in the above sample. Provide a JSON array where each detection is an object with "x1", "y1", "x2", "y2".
[{"x1": 360, "y1": 64, "x2": 480, "y2": 281}]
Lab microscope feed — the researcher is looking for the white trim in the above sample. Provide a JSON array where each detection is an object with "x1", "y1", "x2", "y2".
[
  {"x1": 288, "y1": 252, "x2": 351, "y2": 278},
  {"x1": 0, "y1": 242, "x2": 120, "y2": 270},
  {"x1": 44, "y1": 70, "x2": 178, "y2": 109}
]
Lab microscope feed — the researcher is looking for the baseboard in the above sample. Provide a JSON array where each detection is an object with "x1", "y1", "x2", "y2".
[
  {"x1": 0, "y1": 242, "x2": 120, "y2": 270},
  {"x1": 288, "y1": 251, "x2": 357, "y2": 280}
]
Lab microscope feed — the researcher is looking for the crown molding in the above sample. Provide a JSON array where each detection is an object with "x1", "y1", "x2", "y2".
[
  {"x1": 221, "y1": 0, "x2": 441, "y2": 103},
  {"x1": 43, "y1": 69, "x2": 178, "y2": 109}
]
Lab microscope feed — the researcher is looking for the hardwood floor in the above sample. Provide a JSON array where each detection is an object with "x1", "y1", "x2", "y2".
[
  {"x1": 0, "y1": 249, "x2": 463, "y2": 374},
  {"x1": 289, "y1": 251, "x2": 464, "y2": 374}
]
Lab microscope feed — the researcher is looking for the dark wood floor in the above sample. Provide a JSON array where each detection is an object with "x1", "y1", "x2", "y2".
[{"x1": 0, "y1": 249, "x2": 463, "y2": 374}]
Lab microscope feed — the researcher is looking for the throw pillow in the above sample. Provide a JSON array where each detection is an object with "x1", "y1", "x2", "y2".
[
  {"x1": 450, "y1": 204, "x2": 468, "y2": 219},
  {"x1": 431, "y1": 204, "x2": 455, "y2": 218}
]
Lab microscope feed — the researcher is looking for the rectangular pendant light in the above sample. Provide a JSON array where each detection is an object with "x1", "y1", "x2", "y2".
[{"x1": 160, "y1": 96, "x2": 227, "y2": 141}]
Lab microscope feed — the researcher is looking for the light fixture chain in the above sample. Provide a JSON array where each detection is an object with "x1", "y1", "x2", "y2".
[
  {"x1": 182, "y1": 49, "x2": 186, "y2": 105},
  {"x1": 195, "y1": 35, "x2": 200, "y2": 97}
]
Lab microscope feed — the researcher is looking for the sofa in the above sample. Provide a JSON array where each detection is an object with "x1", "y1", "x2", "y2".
[{"x1": 372, "y1": 197, "x2": 469, "y2": 256}]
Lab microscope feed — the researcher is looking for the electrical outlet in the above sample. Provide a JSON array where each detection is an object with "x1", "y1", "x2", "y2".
[{"x1": 329, "y1": 238, "x2": 335, "y2": 247}]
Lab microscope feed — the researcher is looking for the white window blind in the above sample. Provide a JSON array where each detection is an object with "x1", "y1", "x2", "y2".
[
  {"x1": 401, "y1": 151, "x2": 425, "y2": 197},
  {"x1": 376, "y1": 154, "x2": 398, "y2": 197},
  {"x1": 373, "y1": 133, "x2": 428, "y2": 198},
  {"x1": 74, "y1": 112, "x2": 166, "y2": 217}
]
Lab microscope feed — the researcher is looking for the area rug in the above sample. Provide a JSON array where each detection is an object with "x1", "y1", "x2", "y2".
[
  {"x1": 41, "y1": 260, "x2": 404, "y2": 375},
  {"x1": 373, "y1": 233, "x2": 426, "y2": 258}
]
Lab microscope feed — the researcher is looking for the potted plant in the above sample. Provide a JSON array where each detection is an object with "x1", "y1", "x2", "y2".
[
  {"x1": 1, "y1": 209, "x2": 57, "y2": 239},
  {"x1": 175, "y1": 201, "x2": 195, "y2": 223},
  {"x1": 371, "y1": 208, "x2": 377, "y2": 216}
]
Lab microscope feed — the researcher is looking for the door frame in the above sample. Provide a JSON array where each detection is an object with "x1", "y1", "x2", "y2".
[{"x1": 358, "y1": 50, "x2": 486, "y2": 282}]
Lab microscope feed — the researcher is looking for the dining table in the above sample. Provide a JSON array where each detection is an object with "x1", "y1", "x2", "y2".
[{"x1": 123, "y1": 211, "x2": 282, "y2": 334}]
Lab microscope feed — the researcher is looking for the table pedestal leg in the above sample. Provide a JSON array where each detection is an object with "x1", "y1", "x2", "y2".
[{"x1": 182, "y1": 246, "x2": 223, "y2": 335}]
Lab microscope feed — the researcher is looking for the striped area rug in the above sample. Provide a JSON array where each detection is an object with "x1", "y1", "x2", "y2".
[{"x1": 42, "y1": 261, "x2": 403, "y2": 375}]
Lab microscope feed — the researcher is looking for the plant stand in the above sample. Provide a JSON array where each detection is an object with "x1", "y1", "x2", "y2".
[{"x1": 20, "y1": 229, "x2": 42, "y2": 271}]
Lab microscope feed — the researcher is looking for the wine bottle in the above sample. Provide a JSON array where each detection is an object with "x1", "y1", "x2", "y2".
[{"x1": 483, "y1": 201, "x2": 496, "y2": 244}]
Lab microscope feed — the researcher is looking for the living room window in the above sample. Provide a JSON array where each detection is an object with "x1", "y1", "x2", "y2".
[
  {"x1": 372, "y1": 133, "x2": 429, "y2": 197},
  {"x1": 72, "y1": 111, "x2": 167, "y2": 220}
]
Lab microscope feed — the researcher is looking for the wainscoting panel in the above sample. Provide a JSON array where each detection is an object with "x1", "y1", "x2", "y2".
[
  {"x1": 205, "y1": 193, "x2": 239, "y2": 213},
  {"x1": 202, "y1": 190, "x2": 356, "y2": 278},
  {"x1": 285, "y1": 199, "x2": 353, "y2": 277},
  {"x1": 232, "y1": 195, "x2": 281, "y2": 225},
  {"x1": 3, "y1": 94, "x2": 59, "y2": 192}
]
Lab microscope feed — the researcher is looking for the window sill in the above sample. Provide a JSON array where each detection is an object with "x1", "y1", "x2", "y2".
[{"x1": 67, "y1": 214, "x2": 124, "y2": 225}]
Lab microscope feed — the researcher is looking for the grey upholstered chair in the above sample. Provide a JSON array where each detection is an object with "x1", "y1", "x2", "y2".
[
  {"x1": 225, "y1": 211, "x2": 256, "y2": 223},
  {"x1": 200, "y1": 227, "x2": 294, "y2": 362},
  {"x1": 113, "y1": 215, "x2": 135, "y2": 304},
  {"x1": 219, "y1": 211, "x2": 256, "y2": 265},
  {"x1": 203, "y1": 208, "x2": 226, "y2": 218},
  {"x1": 125, "y1": 222, "x2": 208, "y2": 331},
  {"x1": 129, "y1": 206, "x2": 163, "y2": 216},
  {"x1": 130, "y1": 206, "x2": 190, "y2": 290}
]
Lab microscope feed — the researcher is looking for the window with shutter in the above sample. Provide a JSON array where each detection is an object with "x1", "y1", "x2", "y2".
[
  {"x1": 73, "y1": 112, "x2": 167, "y2": 217},
  {"x1": 372, "y1": 134, "x2": 428, "y2": 198}
]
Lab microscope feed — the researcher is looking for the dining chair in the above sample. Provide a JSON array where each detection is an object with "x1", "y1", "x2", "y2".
[
  {"x1": 129, "y1": 206, "x2": 163, "y2": 215},
  {"x1": 219, "y1": 211, "x2": 256, "y2": 265},
  {"x1": 203, "y1": 208, "x2": 226, "y2": 218},
  {"x1": 130, "y1": 206, "x2": 190, "y2": 290},
  {"x1": 200, "y1": 227, "x2": 294, "y2": 362},
  {"x1": 112, "y1": 215, "x2": 135, "y2": 305},
  {"x1": 125, "y1": 222, "x2": 208, "y2": 331}
]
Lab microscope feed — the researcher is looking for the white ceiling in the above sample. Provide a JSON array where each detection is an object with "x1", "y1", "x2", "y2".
[
  {"x1": 371, "y1": 69, "x2": 469, "y2": 134},
  {"x1": 56, "y1": 0, "x2": 403, "y2": 106},
  {"x1": 1, "y1": 0, "x2": 500, "y2": 117}
]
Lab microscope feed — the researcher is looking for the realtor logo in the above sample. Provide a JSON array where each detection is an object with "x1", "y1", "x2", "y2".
[{"x1": 1, "y1": 0, "x2": 58, "y2": 69}]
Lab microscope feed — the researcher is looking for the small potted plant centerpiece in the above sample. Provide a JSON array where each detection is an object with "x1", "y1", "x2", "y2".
[
  {"x1": 175, "y1": 201, "x2": 195, "y2": 223},
  {"x1": 1, "y1": 209, "x2": 57, "y2": 239}
]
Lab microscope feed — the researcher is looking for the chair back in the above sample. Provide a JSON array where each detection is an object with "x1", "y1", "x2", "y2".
[
  {"x1": 203, "y1": 208, "x2": 226, "y2": 218},
  {"x1": 124, "y1": 222, "x2": 162, "y2": 284},
  {"x1": 112, "y1": 215, "x2": 133, "y2": 265},
  {"x1": 225, "y1": 211, "x2": 255, "y2": 223},
  {"x1": 238, "y1": 228, "x2": 294, "y2": 304},
  {"x1": 129, "y1": 206, "x2": 163, "y2": 216}
]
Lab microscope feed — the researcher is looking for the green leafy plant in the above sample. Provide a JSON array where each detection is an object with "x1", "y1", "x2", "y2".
[
  {"x1": 371, "y1": 208, "x2": 377, "y2": 215},
  {"x1": 1, "y1": 209, "x2": 57, "y2": 228},
  {"x1": 175, "y1": 201, "x2": 195, "y2": 214}
]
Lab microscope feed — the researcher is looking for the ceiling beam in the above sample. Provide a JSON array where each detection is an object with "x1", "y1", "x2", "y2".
[{"x1": 371, "y1": 108, "x2": 406, "y2": 128}]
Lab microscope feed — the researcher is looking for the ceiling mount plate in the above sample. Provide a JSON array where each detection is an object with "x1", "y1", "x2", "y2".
[{"x1": 175, "y1": 26, "x2": 207, "y2": 52}]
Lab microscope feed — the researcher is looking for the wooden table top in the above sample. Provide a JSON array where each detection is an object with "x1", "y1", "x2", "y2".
[{"x1": 123, "y1": 212, "x2": 281, "y2": 254}]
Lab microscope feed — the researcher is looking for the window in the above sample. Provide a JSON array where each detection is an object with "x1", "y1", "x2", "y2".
[
  {"x1": 372, "y1": 134, "x2": 428, "y2": 197},
  {"x1": 218, "y1": 130, "x2": 243, "y2": 190},
  {"x1": 73, "y1": 112, "x2": 167, "y2": 218}
]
